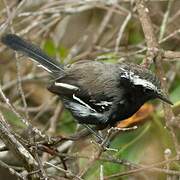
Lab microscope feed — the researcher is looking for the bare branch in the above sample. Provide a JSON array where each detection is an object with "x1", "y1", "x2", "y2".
[{"x1": 0, "y1": 112, "x2": 38, "y2": 172}]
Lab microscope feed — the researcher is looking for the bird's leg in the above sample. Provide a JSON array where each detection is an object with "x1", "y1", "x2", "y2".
[
  {"x1": 82, "y1": 124, "x2": 103, "y2": 142},
  {"x1": 82, "y1": 124, "x2": 110, "y2": 148}
]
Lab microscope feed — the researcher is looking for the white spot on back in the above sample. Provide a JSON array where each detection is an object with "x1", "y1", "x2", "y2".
[
  {"x1": 55, "y1": 82, "x2": 79, "y2": 91},
  {"x1": 73, "y1": 94, "x2": 96, "y2": 112},
  {"x1": 95, "y1": 101, "x2": 112, "y2": 106}
]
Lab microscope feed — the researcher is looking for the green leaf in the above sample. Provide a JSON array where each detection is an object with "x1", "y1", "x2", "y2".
[
  {"x1": 58, "y1": 45, "x2": 69, "y2": 60},
  {"x1": 43, "y1": 39, "x2": 56, "y2": 57},
  {"x1": 2, "y1": 110, "x2": 26, "y2": 129},
  {"x1": 129, "y1": 32, "x2": 143, "y2": 44},
  {"x1": 112, "y1": 122, "x2": 151, "y2": 163},
  {"x1": 57, "y1": 110, "x2": 76, "y2": 135},
  {"x1": 170, "y1": 84, "x2": 180, "y2": 103}
]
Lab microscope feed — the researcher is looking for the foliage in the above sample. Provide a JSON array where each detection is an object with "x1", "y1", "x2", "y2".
[{"x1": 0, "y1": 0, "x2": 179, "y2": 179}]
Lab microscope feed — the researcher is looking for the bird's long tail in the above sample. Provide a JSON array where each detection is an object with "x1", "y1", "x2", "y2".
[{"x1": 1, "y1": 34, "x2": 64, "y2": 75}]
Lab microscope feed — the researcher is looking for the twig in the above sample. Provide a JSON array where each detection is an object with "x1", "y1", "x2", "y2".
[
  {"x1": 159, "y1": 0, "x2": 174, "y2": 41},
  {"x1": 0, "y1": 85, "x2": 46, "y2": 138},
  {"x1": 100, "y1": 164, "x2": 104, "y2": 180},
  {"x1": 0, "y1": 85, "x2": 30, "y2": 127},
  {"x1": 93, "y1": 5, "x2": 115, "y2": 45},
  {"x1": 15, "y1": 54, "x2": 30, "y2": 120},
  {"x1": 104, "y1": 155, "x2": 180, "y2": 179},
  {"x1": 33, "y1": 96, "x2": 58, "y2": 121},
  {"x1": 164, "y1": 50, "x2": 180, "y2": 59},
  {"x1": 135, "y1": 0, "x2": 179, "y2": 156},
  {"x1": 45, "y1": 162, "x2": 83, "y2": 180},
  {"x1": 160, "y1": 28, "x2": 180, "y2": 44},
  {"x1": 65, "y1": 34, "x2": 88, "y2": 64},
  {"x1": 0, "y1": 159, "x2": 25, "y2": 180},
  {"x1": 0, "y1": 112, "x2": 38, "y2": 172},
  {"x1": 0, "y1": 0, "x2": 27, "y2": 34},
  {"x1": 115, "y1": 12, "x2": 132, "y2": 53},
  {"x1": 33, "y1": 145, "x2": 48, "y2": 179},
  {"x1": 47, "y1": 102, "x2": 64, "y2": 135},
  {"x1": 2, "y1": 73, "x2": 47, "y2": 91},
  {"x1": 164, "y1": 148, "x2": 172, "y2": 180},
  {"x1": 40, "y1": 146, "x2": 180, "y2": 177},
  {"x1": 135, "y1": 0, "x2": 159, "y2": 67},
  {"x1": 105, "y1": 167, "x2": 180, "y2": 179}
]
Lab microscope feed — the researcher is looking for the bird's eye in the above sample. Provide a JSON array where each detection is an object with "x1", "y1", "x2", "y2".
[{"x1": 157, "y1": 89, "x2": 162, "y2": 94}]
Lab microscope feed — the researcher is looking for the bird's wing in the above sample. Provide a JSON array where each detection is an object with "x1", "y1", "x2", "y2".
[
  {"x1": 63, "y1": 98, "x2": 109, "y2": 125},
  {"x1": 48, "y1": 60, "x2": 119, "y2": 113},
  {"x1": 48, "y1": 79, "x2": 113, "y2": 113}
]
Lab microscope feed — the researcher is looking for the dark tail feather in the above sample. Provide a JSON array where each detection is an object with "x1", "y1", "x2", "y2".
[{"x1": 1, "y1": 34, "x2": 64, "y2": 75}]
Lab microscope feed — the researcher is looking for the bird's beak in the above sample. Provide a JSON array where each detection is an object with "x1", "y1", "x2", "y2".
[{"x1": 157, "y1": 92, "x2": 173, "y2": 105}]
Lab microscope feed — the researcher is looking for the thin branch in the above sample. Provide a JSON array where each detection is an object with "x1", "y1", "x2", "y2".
[
  {"x1": 135, "y1": 0, "x2": 159, "y2": 67},
  {"x1": 164, "y1": 50, "x2": 180, "y2": 59},
  {"x1": 0, "y1": 159, "x2": 25, "y2": 180},
  {"x1": 115, "y1": 12, "x2": 132, "y2": 52},
  {"x1": 45, "y1": 162, "x2": 83, "y2": 180},
  {"x1": 159, "y1": 0, "x2": 174, "y2": 41},
  {"x1": 135, "y1": 0, "x2": 179, "y2": 156},
  {"x1": 0, "y1": 112, "x2": 38, "y2": 172},
  {"x1": 93, "y1": 5, "x2": 115, "y2": 45},
  {"x1": 0, "y1": 85, "x2": 46, "y2": 138},
  {"x1": 100, "y1": 164, "x2": 104, "y2": 180}
]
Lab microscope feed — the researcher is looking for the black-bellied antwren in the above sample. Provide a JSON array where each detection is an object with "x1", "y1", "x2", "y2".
[{"x1": 1, "y1": 34, "x2": 172, "y2": 131}]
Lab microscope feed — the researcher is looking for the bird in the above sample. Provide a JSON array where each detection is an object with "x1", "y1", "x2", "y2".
[{"x1": 1, "y1": 34, "x2": 172, "y2": 131}]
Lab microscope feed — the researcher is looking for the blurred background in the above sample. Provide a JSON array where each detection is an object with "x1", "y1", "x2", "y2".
[{"x1": 0, "y1": 0, "x2": 180, "y2": 179}]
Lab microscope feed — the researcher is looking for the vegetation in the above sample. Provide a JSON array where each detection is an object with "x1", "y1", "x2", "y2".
[{"x1": 0, "y1": 0, "x2": 179, "y2": 179}]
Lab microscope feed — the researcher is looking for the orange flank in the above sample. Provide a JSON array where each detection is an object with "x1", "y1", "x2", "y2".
[{"x1": 117, "y1": 104, "x2": 154, "y2": 128}]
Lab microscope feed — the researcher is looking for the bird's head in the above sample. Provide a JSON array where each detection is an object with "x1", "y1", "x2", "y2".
[{"x1": 119, "y1": 63, "x2": 173, "y2": 105}]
